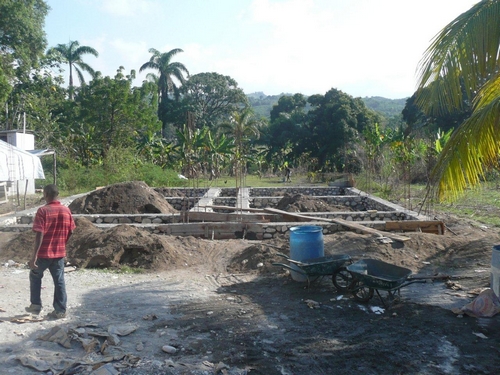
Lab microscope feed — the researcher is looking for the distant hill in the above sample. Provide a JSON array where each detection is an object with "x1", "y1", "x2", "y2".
[
  {"x1": 247, "y1": 93, "x2": 409, "y2": 121},
  {"x1": 361, "y1": 96, "x2": 408, "y2": 118},
  {"x1": 247, "y1": 92, "x2": 283, "y2": 120}
]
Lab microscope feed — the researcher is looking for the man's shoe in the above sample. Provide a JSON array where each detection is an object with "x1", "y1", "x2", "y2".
[
  {"x1": 47, "y1": 310, "x2": 66, "y2": 319},
  {"x1": 25, "y1": 304, "x2": 42, "y2": 315}
]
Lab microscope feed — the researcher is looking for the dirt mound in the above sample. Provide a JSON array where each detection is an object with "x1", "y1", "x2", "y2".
[
  {"x1": 68, "y1": 218, "x2": 212, "y2": 270},
  {"x1": 227, "y1": 242, "x2": 288, "y2": 275},
  {"x1": 69, "y1": 181, "x2": 176, "y2": 214},
  {"x1": 2, "y1": 218, "x2": 201, "y2": 271},
  {"x1": 276, "y1": 193, "x2": 351, "y2": 212}
]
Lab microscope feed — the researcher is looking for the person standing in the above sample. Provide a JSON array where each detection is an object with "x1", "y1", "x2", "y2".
[{"x1": 25, "y1": 184, "x2": 76, "y2": 319}]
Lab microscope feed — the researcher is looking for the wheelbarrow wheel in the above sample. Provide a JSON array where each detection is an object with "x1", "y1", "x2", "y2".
[
  {"x1": 351, "y1": 281, "x2": 374, "y2": 302},
  {"x1": 332, "y1": 268, "x2": 354, "y2": 292}
]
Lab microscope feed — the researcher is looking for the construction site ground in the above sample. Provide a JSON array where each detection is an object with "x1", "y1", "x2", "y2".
[{"x1": 1, "y1": 181, "x2": 500, "y2": 374}]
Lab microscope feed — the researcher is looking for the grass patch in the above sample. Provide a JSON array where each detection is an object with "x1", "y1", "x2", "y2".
[{"x1": 431, "y1": 183, "x2": 500, "y2": 227}]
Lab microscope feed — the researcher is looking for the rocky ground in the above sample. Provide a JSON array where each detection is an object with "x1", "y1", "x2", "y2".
[{"x1": 1, "y1": 183, "x2": 500, "y2": 374}]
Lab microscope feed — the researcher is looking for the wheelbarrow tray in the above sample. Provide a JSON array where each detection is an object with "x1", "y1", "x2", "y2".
[
  {"x1": 274, "y1": 254, "x2": 352, "y2": 276},
  {"x1": 346, "y1": 259, "x2": 412, "y2": 291}
]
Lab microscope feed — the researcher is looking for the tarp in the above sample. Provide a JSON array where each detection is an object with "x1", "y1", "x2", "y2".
[{"x1": 0, "y1": 139, "x2": 45, "y2": 181}]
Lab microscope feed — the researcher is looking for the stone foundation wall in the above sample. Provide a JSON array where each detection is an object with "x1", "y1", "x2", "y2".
[{"x1": 250, "y1": 187, "x2": 345, "y2": 197}]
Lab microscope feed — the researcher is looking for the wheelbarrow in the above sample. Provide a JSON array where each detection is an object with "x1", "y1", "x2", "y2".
[
  {"x1": 341, "y1": 259, "x2": 427, "y2": 307},
  {"x1": 273, "y1": 253, "x2": 353, "y2": 289}
]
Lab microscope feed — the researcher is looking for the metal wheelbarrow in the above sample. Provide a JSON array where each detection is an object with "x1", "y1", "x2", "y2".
[
  {"x1": 342, "y1": 259, "x2": 427, "y2": 307},
  {"x1": 273, "y1": 253, "x2": 353, "y2": 289}
]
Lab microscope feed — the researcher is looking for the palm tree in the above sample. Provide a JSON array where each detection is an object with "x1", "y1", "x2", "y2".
[
  {"x1": 140, "y1": 48, "x2": 189, "y2": 137},
  {"x1": 415, "y1": 0, "x2": 500, "y2": 201},
  {"x1": 48, "y1": 40, "x2": 99, "y2": 100},
  {"x1": 219, "y1": 108, "x2": 262, "y2": 188}
]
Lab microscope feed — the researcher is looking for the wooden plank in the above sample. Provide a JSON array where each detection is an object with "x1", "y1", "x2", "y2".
[
  {"x1": 385, "y1": 220, "x2": 445, "y2": 234},
  {"x1": 182, "y1": 211, "x2": 273, "y2": 223},
  {"x1": 263, "y1": 207, "x2": 411, "y2": 242},
  {"x1": 198, "y1": 205, "x2": 266, "y2": 213},
  {"x1": 156, "y1": 222, "x2": 263, "y2": 240}
]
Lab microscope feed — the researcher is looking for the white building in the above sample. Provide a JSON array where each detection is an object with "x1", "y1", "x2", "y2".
[{"x1": 0, "y1": 131, "x2": 45, "y2": 200}]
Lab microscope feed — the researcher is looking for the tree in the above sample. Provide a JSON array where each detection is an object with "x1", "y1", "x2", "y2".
[
  {"x1": 305, "y1": 88, "x2": 380, "y2": 171},
  {"x1": 203, "y1": 131, "x2": 234, "y2": 181},
  {"x1": 72, "y1": 68, "x2": 160, "y2": 163},
  {"x1": 263, "y1": 93, "x2": 308, "y2": 170},
  {"x1": 270, "y1": 93, "x2": 307, "y2": 122},
  {"x1": 0, "y1": 0, "x2": 48, "y2": 106},
  {"x1": 139, "y1": 48, "x2": 189, "y2": 137},
  {"x1": 181, "y1": 72, "x2": 249, "y2": 129},
  {"x1": 175, "y1": 124, "x2": 208, "y2": 181},
  {"x1": 47, "y1": 40, "x2": 99, "y2": 100},
  {"x1": 218, "y1": 108, "x2": 261, "y2": 187},
  {"x1": 415, "y1": 0, "x2": 500, "y2": 201}
]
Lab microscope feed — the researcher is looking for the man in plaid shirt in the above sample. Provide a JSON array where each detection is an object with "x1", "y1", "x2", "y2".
[{"x1": 25, "y1": 184, "x2": 76, "y2": 319}]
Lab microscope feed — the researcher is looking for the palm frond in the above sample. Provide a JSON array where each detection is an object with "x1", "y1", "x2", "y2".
[
  {"x1": 74, "y1": 45, "x2": 99, "y2": 58},
  {"x1": 431, "y1": 94, "x2": 500, "y2": 201},
  {"x1": 416, "y1": 0, "x2": 500, "y2": 116}
]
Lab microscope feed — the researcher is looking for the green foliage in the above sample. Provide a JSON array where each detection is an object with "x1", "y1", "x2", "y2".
[
  {"x1": 182, "y1": 72, "x2": 249, "y2": 129},
  {"x1": 306, "y1": 88, "x2": 382, "y2": 171},
  {"x1": 0, "y1": 0, "x2": 48, "y2": 105},
  {"x1": 55, "y1": 147, "x2": 182, "y2": 193}
]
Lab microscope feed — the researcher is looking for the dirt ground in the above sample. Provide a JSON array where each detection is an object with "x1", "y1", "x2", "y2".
[{"x1": 1, "y1": 183, "x2": 500, "y2": 374}]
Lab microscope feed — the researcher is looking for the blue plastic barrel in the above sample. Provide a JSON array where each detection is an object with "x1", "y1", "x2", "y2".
[{"x1": 289, "y1": 226, "x2": 324, "y2": 281}]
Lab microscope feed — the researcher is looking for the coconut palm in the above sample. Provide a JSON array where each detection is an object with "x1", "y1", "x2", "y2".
[
  {"x1": 139, "y1": 48, "x2": 189, "y2": 136},
  {"x1": 219, "y1": 108, "x2": 261, "y2": 154},
  {"x1": 48, "y1": 40, "x2": 99, "y2": 100},
  {"x1": 415, "y1": 0, "x2": 500, "y2": 201},
  {"x1": 219, "y1": 108, "x2": 262, "y2": 188}
]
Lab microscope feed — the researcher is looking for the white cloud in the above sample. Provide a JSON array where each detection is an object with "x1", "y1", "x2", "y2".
[{"x1": 109, "y1": 39, "x2": 150, "y2": 72}]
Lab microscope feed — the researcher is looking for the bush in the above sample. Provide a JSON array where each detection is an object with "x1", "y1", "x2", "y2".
[{"x1": 49, "y1": 147, "x2": 186, "y2": 194}]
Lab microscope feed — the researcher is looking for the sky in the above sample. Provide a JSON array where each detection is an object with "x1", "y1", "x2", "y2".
[{"x1": 44, "y1": 0, "x2": 479, "y2": 99}]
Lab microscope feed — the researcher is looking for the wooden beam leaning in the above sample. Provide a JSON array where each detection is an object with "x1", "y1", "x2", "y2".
[{"x1": 263, "y1": 207, "x2": 411, "y2": 242}]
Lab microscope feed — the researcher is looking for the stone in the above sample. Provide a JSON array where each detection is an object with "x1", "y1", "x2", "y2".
[{"x1": 162, "y1": 345, "x2": 177, "y2": 354}]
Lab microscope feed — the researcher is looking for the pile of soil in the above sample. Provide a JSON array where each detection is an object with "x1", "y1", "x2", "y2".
[
  {"x1": 227, "y1": 242, "x2": 287, "y2": 275},
  {"x1": 2, "y1": 217, "x2": 219, "y2": 271},
  {"x1": 69, "y1": 181, "x2": 176, "y2": 214},
  {"x1": 276, "y1": 192, "x2": 352, "y2": 212}
]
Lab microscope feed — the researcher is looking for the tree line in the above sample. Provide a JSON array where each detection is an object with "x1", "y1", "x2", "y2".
[{"x1": 1, "y1": 0, "x2": 499, "y2": 201}]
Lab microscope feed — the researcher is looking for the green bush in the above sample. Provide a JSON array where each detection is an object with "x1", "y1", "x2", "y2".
[{"x1": 49, "y1": 147, "x2": 186, "y2": 194}]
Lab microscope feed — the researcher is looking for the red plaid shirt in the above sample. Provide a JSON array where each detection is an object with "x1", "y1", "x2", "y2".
[{"x1": 32, "y1": 200, "x2": 76, "y2": 259}]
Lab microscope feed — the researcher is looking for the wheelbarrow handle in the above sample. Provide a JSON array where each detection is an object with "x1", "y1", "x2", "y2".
[
  {"x1": 272, "y1": 263, "x2": 306, "y2": 275},
  {"x1": 276, "y1": 253, "x2": 290, "y2": 260},
  {"x1": 400, "y1": 279, "x2": 428, "y2": 287}
]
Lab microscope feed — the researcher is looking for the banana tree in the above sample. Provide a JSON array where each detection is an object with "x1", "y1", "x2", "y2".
[{"x1": 175, "y1": 124, "x2": 208, "y2": 184}]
